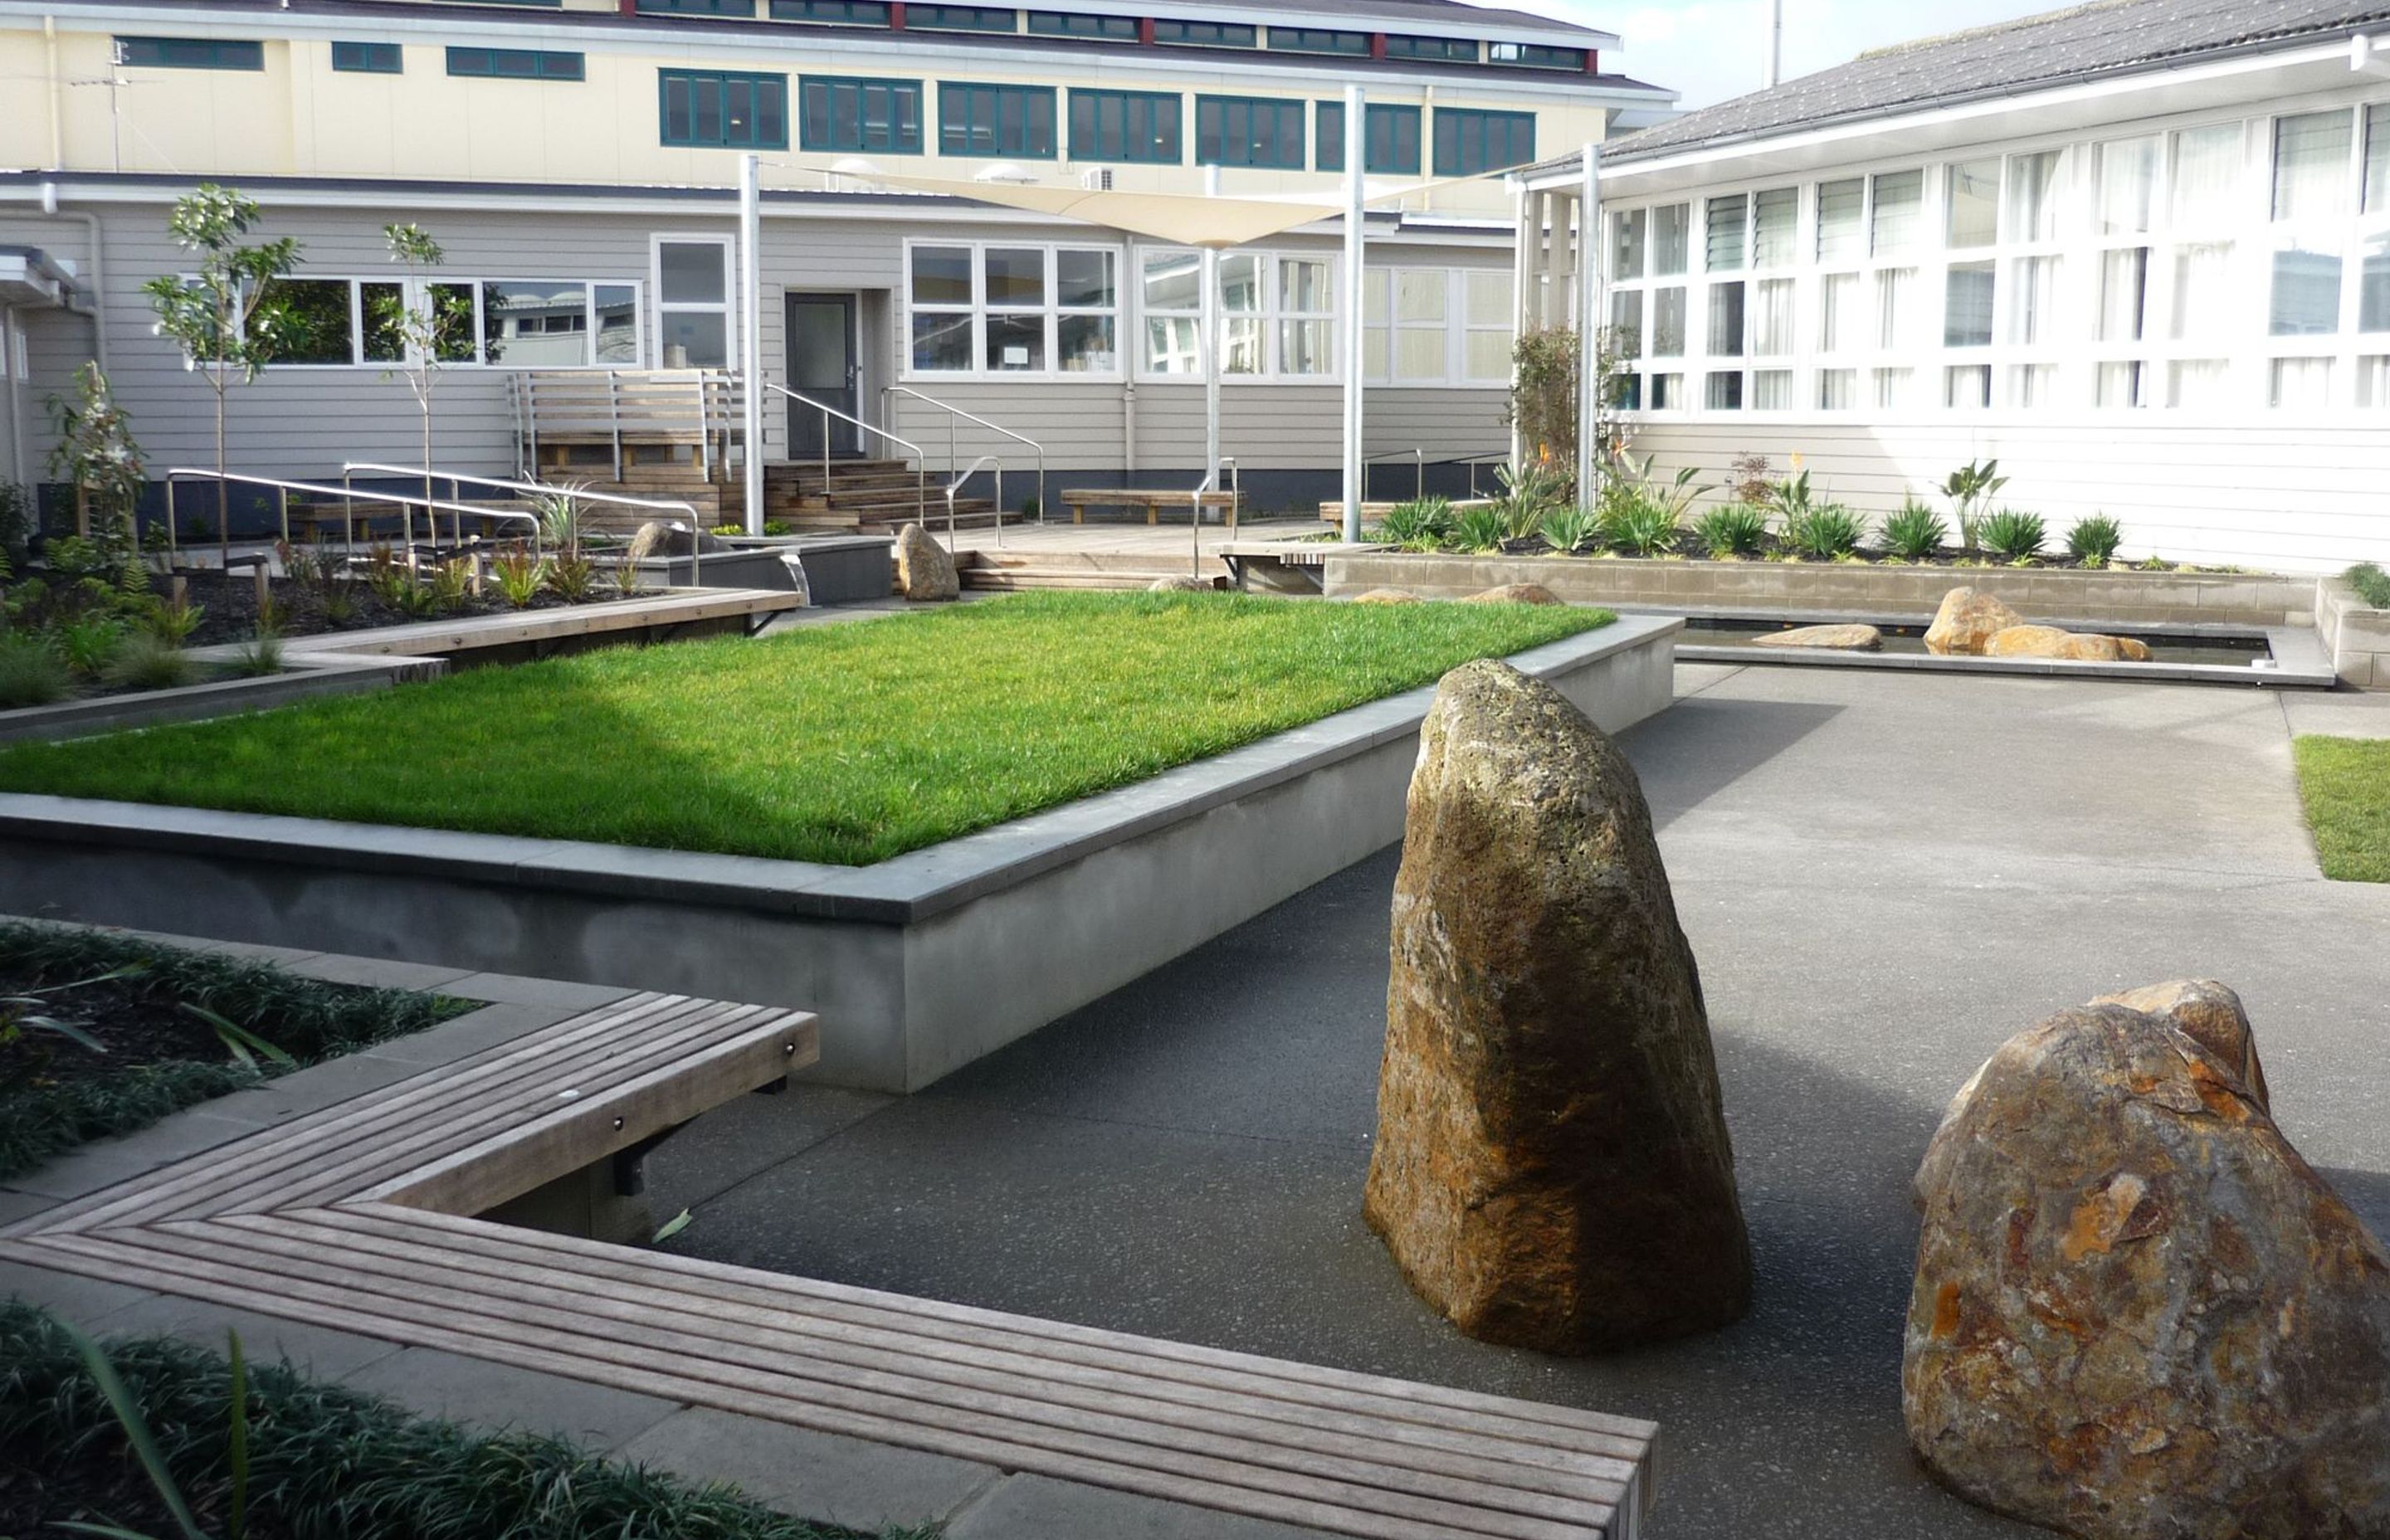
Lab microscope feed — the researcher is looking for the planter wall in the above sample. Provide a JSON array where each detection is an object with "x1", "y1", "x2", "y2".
[
  {"x1": 0, "y1": 618, "x2": 1680, "y2": 1094},
  {"x1": 1319, "y1": 553, "x2": 2318, "y2": 630},
  {"x1": 2315, "y1": 580, "x2": 2390, "y2": 690}
]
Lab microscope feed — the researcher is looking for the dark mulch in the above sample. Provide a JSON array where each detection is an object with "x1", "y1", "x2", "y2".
[
  {"x1": 0, "y1": 962, "x2": 261, "y2": 1093},
  {"x1": 168, "y1": 569, "x2": 632, "y2": 647},
  {"x1": 0, "y1": 1456, "x2": 213, "y2": 1540}
]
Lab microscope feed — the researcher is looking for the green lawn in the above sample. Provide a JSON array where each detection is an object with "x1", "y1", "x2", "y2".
[
  {"x1": 0, "y1": 592, "x2": 1612, "y2": 865},
  {"x1": 2295, "y1": 735, "x2": 2390, "y2": 883}
]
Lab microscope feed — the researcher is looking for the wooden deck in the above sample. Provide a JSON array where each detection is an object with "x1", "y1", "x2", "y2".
[{"x1": 0, "y1": 987, "x2": 1657, "y2": 1540}]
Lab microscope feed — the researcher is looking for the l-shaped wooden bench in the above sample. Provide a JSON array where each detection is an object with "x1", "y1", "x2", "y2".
[{"x1": 0, "y1": 987, "x2": 1657, "y2": 1540}]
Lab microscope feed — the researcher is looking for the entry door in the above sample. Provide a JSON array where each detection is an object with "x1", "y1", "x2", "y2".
[{"x1": 786, "y1": 292, "x2": 861, "y2": 458}]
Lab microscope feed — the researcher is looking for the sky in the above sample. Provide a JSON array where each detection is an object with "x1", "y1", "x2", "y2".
[{"x1": 1542, "y1": 0, "x2": 2063, "y2": 110}]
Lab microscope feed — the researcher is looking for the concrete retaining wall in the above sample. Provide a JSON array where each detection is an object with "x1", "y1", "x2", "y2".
[
  {"x1": 2315, "y1": 580, "x2": 2390, "y2": 690},
  {"x1": 0, "y1": 616, "x2": 1680, "y2": 1093},
  {"x1": 1320, "y1": 553, "x2": 2318, "y2": 630}
]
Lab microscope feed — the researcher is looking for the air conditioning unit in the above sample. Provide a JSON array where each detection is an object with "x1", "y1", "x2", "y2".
[{"x1": 1080, "y1": 167, "x2": 1115, "y2": 192}]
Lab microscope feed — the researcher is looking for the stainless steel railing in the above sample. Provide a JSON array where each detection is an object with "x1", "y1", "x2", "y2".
[
  {"x1": 884, "y1": 386, "x2": 1046, "y2": 533},
  {"x1": 1187, "y1": 457, "x2": 1239, "y2": 578},
  {"x1": 341, "y1": 463, "x2": 708, "y2": 586},
  {"x1": 767, "y1": 383, "x2": 928, "y2": 531},
  {"x1": 944, "y1": 455, "x2": 1003, "y2": 553},
  {"x1": 162, "y1": 469, "x2": 535, "y2": 569}
]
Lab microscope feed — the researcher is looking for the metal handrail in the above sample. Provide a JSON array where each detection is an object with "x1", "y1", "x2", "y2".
[
  {"x1": 163, "y1": 469, "x2": 536, "y2": 570},
  {"x1": 512, "y1": 368, "x2": 737, "y2": 483},
  {"x1": 944, "y1": 455, "x2": 1003, "y2": 553},
  {"x1": 341, "y1": 463, "x2": 708, "y2": 586},
  {"x1": 1187, "y1": 457, "x2": 1239, "y2": 578},
  {"x1": 884, "y1": 386, "x2": 1046, "y2": 532},
  {"x1": 767, "y1": 383, "x2": 927, "y2": 534}
]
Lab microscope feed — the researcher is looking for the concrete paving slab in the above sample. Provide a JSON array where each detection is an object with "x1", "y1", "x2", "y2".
[
  {"x1": 2281, "y1": 690, "x2": 2390, "y2": 740},
  {"x1": 617, "y1": 1406, "x2": 1000, "y2": 1530},
  {"x1": 0, "y1": 1189, "x2": 58, "y2": 1227},
  {"x1": 285, "y1": 953, "x2": 480, "y2": 992},
  {"x1": 946, "y1": 1474, "x2": 1341, "y2": 1540},
  {"x1": 0, "y1": 1256, "x2": 157, "y2": 1322},
  {"x1": 339, "y1": 1346, "x2": 681, "y2": 1453},
  {"x1": 436, "y1": 972, "x2": 638, "y2": 1010},
  {"x1": 7, "y1": 1112, "x2": 263, "y2": 1199},
  {"x1": 93, "y1": 1296, "x2": 405, "y2": 1379},
  {"x1": 656, "y1": 663, "x2": 2390, "y2": 1539},
  {"x1": 365, "y1": 1001, "x2": 573, "y2": 1065}
]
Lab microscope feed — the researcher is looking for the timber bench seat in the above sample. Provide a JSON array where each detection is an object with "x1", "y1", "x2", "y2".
[
  {"x1": 1060, "y1": 486, "x2": 1245, "y2": 526},
  {"x1": 0, "y1": 986, "x2": 1658, "y2": 1540}
]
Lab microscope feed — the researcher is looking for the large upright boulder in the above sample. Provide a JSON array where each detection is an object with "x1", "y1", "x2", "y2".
[
  {"x1": 1364, "y1": 661, "x2": 1752, "y2": 1352},
  {"x1": 1923, "y1": 587, "x2": 2026, "y2": 655},
  {"x1": 893, "y1": 524, "x2": 959, "y2": 602},
  {"x1": 1905, "y1": 992, "x2": 2390, "y2": 1539}
]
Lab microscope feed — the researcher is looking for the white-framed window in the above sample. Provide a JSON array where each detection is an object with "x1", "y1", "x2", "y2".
[
  {"x1": 654, "y1": 236, "x2": 733, "y2": 368},
  {"x1": 238, "y1": 275, "x2": 641, "y2": 368},
  {"x1": 1136, "y1": 246, "x2": 1335, "y2": 380},
  {"x1": 905, "y1": 239, "x2": 1123, "y2": 378},
  {"x1": 1356, "y1": 267, "x2": 1514, "y2": 386},
  {"x1": 1605, "y1": 200, "x2": 1689, "y2": 408}
]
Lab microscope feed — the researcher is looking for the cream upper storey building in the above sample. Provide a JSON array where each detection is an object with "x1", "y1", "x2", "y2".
[{"x1": 0, "y1": 0, "x2": 1673, "y2": 511}]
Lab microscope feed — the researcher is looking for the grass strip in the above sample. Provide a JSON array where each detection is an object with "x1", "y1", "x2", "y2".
[
  {"x1": 0, "y1": 1302, "x2": 922, "y2": 1539},
  {"x1": 0, "y1": 592, "x2": 1614, "y2": 865},
  {"x1": 0, "y1": 924, "x2": 472, "y2": 1180},
  {"x1": 2293, "y1": 736, "x2": 2390, "y2": 883}
]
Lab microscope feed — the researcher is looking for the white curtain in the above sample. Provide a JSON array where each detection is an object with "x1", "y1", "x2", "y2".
[
  {"x1": 1817, "y1": 368, "x2": 1856, "y2": 410},
  {"x1": 2169, "y1": 241, "x2": 2236, "y2": 342},
  {"x1": 1753, "y1": 278, "x2": 1794, "y2": 355},
  {"x1": 2359, "y1": 353, "x2": 2390, "y2": 408},
  {"x1": 1817, "y1": 271, "x2": 1859, "y2": 352},
  {"x1": 2099, "y1": 137, "x2": 2158, "y2": 236},
  {"x1": 2170, "y1": 124, "x2": 2241, "y2": 233},
  {"x1": 1753, "y1": 369, "x2": 1792, "y2": 409},
  {"x1": 2272, "y1": 110, "x2": 2353, "y2": 222},
  {"x1": 2005, "y1": 151, "x2": 2062, "y2": 243},
  {"x1": 2098, "y1": 247, "x2": 2149, "y2": 342},
  {"x1": 2007, "y1": 255, "x2": 2061, "y2": 345},
  {"x1": 2269, "y1": 356, "x2": 2334, "y2": 410},
  {"x1": 1874, "y1": 266, "x2": 1917, "y2": 348},
  {"x1": 2168, "y1": 358, "x2": 2230, "y2": 408},
  {"x1": 2095, "y1": 360, "x2": 2146, "y2": 409}
]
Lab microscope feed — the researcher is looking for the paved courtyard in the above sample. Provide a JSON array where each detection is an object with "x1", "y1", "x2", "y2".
[{"x1": 648, "y1": 663, "x2": 2390, "y2": 1538}]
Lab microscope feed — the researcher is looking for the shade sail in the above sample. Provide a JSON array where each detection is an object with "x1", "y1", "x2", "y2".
[{"x1": 861, "y1": 171, "x2": 1484, "y2": 247}]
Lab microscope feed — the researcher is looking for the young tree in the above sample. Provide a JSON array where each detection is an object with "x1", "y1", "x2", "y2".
[
  {"x1": 45, "y1": 362, "x2": 149, "y2": 598},
  {"x1": 142, "y1": 185, "x2": 305, "y2": 569},
  {"x1": 380, "y1": 222, "x2": 470, "y2": 545}
]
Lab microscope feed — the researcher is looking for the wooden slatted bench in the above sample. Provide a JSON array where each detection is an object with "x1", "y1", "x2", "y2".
[
  {"x1": 1060, "y1": 486, "x2": 1244, "y2": 527},
  {"x1": 510, "y1": 370, "x2": 740, "y2": 482},
  {"x1": 0, "y1": 988, "x2": 1657, "y2": 1540}
]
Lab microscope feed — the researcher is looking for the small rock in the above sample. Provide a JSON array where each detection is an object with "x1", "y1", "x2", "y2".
[
  {"x1": 1350, "y1": 587, "x2": 1423, "y2": 605},
  {"x1": 1985, "y1": 625, "x2": 2124, "y2": 662},
  {"x1": 1461, "y1": 582, "x2": 1563, "y2": 606},
  {"x1": 1905, "y1": 992, "x2": 2390, "y2": 1539},
  {"x1": 892, "y1": 524, "x2": 959, "y2": 602},
  {"x1": 2116, "y1": 636, "x2": 2153, "y2": 662},
  {"x1": 1923, "y1": 587, "x2": 2027, "y2": 655},
  {"x1": 628, "y1": 520, "x2": 727, "y2": 558},
  {"x1": 1146, "y1": 574, "x2": 1216, "y2": 592},
  {"x1": 1365, "y1": 661, "x2": 1752, "y2": 1352},
  {"x1": 1751, "y1": 622, "x2": 1881, "y2": 651}
]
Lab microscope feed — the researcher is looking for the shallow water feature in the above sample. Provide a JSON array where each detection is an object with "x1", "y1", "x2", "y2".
[{"x1": 1682, "y1": 617, "x2": 2273, "y2": 670}]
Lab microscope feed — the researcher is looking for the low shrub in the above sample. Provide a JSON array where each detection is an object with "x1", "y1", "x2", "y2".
[
  {"x1": 102, "y1": 632, "x2": 198, "y2": 692},
  {"x1": 1603, "y1": 495, "x2": 1680, "y2": 558},
  {"x1": 1978, "y1": 509, "x2": 2048, "y2": 562},
  {"x1": 231, "y1": 631, "x2": 285, "y2": 678},
  {"x1": 492, "y1": 547, "x2": 548, "y2": 608},
  {"x1": 1692, "y1": 504, "x2": 1768, "y2": 558},
  {"x1": 0, "y1": 1302, "x2": 903, "y2": 1540},
  {"x1": 1539, "y1": 506, "x2": 1600, "y2": 554},
  {"x1": 1783, "y1": 504, "x2": 1868, "y2": 561},
  {"x1": 1880, "y1": 500, "x2": 1949, "y2": 562},
  {"x1": 546, "y1": 554, "x2": 598, "y2": 602},
  {"x1": 0, "y1": 634, "x2": 71, "y2": 709},
  {"x1": 54, "y1": 613, "x2": 127, "y2": 680},
  {"x1": 2345, "y1": 562, "x2": 2390, "y2": 609},
  {"x1": 2066, "y1": 514, "x2": 2124, "y2": 568},
  {"x1": 139, "y1": 597, "x2": 207, "y2": 646},
  {"x1": 1451, "y1": 504, "x2": 1508, "y2": 553},
  {"x1": 1380, "y1": 496, "x2": 1456, "y2": 552}
]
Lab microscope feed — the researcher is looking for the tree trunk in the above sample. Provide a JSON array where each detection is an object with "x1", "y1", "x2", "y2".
[{"x1": 215, "y1": 375, "x2": 229, "y2": 572}]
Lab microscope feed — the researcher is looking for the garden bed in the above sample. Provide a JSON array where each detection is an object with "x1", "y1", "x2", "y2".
[
  {"x1": 0, "y1": 592, "x2": 1612, "y2": 865},
  {"x1": 0, "y1": 923, "x2": 469, "y2": 1180},
  {"x1": 0, "y1": 1303, "x2": 892, "y2": 1540},
  {"x1": 169, "y1": 565, "x2": 640, "y2": 647}
]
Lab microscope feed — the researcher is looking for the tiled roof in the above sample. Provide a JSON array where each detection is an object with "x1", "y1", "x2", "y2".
[{"x1": 1607, "y1": 0, "x2": 2390, "y2": 161}]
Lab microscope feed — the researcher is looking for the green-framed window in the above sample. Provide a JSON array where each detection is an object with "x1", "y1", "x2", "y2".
[
  {"x1": 771, "y1": 0, "x2": 890, "y2": 21},
  {"x1": 661, "y1": 69, "x2": 788, "y2": 149},
  {"x1": 1150, "y1": 17, "x2": 1253, "y2": 46},
  {"x1": 1196, "y1": 96, "x2": 1305, "y2": 168},
  {"x1": 939, "y1": 81, "x2": 1056, "y2": 158},
  {"x1": 1317, "y1": 101, "x2": 1420, "y2": 175},
  {"x1": 1433, "y1": 108, "x2": 1534, "y2": 176},
  {"x1": 908, "y1": 3, "x2": 1017, "y2": 30},
  {"x1": 799, "y1": 76, "x2": 922, "y2": 153},
  {"x1": 637, "y1": 0, "x2": 757, "y2": 12},
  {"x1": 1383, "y1": 34, "x2": 1476, "y2": 62},
  {"x1": 446, "y1": 46, "x2": 584, "y2": 80},
  {"x1": 1267, "y1": 27, "x2": 1367, "y2": 55},
  {"x1": 1029, "y1": 11, "x2": 1139, "y2": 38},
  {"x1": 330, "y1": 41, "x2": 402, "y2": 74},
  {"x1": 1068, "y1": 89, "x2": 1180, "y2": 163},
  {"x1": 1488, "y1": 41, "x2": 1587, "y2": 70},
  {"x1": 115, "y1": 36, "x2": 265, "y2": 71}
]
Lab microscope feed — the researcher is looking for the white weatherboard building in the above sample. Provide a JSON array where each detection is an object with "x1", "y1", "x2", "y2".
[
  {"x1": 0, "y1": 0, "x2": 1673, "y2": 522},
  {"x1": 1519, "y1": 0, "x2": 2390, "y2": 573}
]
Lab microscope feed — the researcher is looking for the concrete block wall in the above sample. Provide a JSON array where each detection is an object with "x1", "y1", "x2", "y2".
[{"x1": 2316, "y1": 580, "x2": 2390, "y2": 690}]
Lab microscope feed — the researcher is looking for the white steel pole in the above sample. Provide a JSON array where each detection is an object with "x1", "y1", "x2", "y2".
[
  {"x1": 1202, "y1": 165, "x2": 1222, "y2": 496},
  {"x1": 1763, "y1": 0, "x2": 1783, "y2": 89},
  {"x1": 1576, "y1": 143, "x2": 1599, "y2": 514},
  {"x1": 739, "y1": 153, "x2": 765, "y2": 537},
  {"x1": 1340, "y1": 83, "x2": 1366, "y2": 545}
]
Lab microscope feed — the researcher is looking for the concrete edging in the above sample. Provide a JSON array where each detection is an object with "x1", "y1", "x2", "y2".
[
  {"x1": 0, "y1": 616, "x2": 1681, "y2": 1092},
  {"x1": 2314, "y1": 579, "x2": 2390, "y2": 690},
  {"x1": 0, "y1": 653, "x2": 442, "y2": 745},
  {"x1": 1318, "y1": 552, "x2": 2319, "y2": 630}
]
